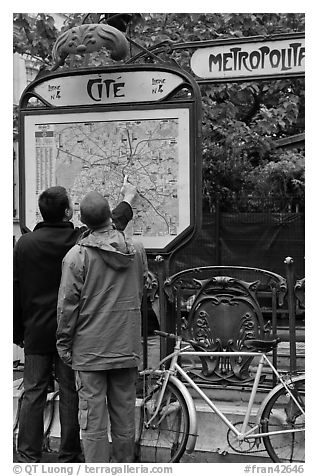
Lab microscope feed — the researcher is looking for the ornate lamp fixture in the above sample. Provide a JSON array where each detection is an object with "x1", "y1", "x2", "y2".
[{"x1": 52, "y1": 22, "x2": 129, "y2": 69}]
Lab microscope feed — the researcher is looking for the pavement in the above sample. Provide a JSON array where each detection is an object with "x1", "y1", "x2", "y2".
[
  {"x1": 13, "y1": 448, "x2": 270, "y2": 464},
  {"x1": 13, "y1": 434, "x2": 270, "y2": 464}
]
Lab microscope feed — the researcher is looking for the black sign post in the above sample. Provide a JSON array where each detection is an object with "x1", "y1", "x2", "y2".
[{"x1": 19, "y1": 64, "x2": 202, "y2": 258}]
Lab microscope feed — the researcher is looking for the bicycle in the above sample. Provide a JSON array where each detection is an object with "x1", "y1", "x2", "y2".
[{"x1": 135, "y1": 330, "x2": 305, "y2": 463}]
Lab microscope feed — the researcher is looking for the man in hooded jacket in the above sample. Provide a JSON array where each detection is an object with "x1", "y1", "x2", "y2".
[{"x1": 56, "y1": 191, "x2": 148, "y2": 463}]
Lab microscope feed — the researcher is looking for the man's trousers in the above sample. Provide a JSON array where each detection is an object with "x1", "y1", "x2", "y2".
[
  {"x1": 75, "y1": 367, "x2": 137, "y2": 463},
  {"x1": 17, "y1": 353, "x2": 82, "y2": 462}
]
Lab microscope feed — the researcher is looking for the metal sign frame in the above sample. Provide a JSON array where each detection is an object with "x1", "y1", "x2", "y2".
[{"x1": 18, "y1": 63, "x2": 202, "y2": 255}]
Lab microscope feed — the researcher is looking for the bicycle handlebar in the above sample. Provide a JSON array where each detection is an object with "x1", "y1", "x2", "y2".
[
  {"x1": 154, "y1": 330, "x2": 179, "y2": 340},
  {"x1": 154, "y1": 330, "x2": 204, "y2": 349}
]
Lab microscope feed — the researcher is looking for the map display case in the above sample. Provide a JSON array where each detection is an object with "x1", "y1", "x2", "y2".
[{"x1": 19, "y1": 64, "x2": 202, "y2": 253}]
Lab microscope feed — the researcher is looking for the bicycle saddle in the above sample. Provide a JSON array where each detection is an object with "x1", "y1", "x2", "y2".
[{"x1": 244, "y1": 338, "x2": 281, "y2": 352}]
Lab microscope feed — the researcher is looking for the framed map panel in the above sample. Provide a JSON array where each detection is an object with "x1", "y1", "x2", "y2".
[{"x1": 22, "y1": 106, "x2": 191, "y2": 251}]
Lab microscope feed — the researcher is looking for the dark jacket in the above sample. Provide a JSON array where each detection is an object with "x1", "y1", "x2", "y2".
[
  {"x1": 13, "y1": 202, "x2": 132, "y2": 354},
  {"x1": 56, "y1": 226, "x2": 148, "y2": 370}
]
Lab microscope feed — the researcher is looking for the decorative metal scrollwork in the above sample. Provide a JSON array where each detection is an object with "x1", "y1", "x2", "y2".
[
  {"x1": 163, "y1": 266, "x2": 286, "y2": 385},
  {"x1": 188, "y1": 294, "x2": 261, "y2": 383},
  {"x1": 294, "y1": 278, "x2": 305, "y2": 308},
  {"x1": 179, "y1": 276, "x2": 265, "y2": 383}
]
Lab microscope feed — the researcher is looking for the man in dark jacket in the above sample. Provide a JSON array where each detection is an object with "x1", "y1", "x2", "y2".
[
  {"x1": 13, "y1": 183, "x2": 136, "y2": 463},
  {"x1": 56, "y1": 191, "x2": 148, "y2": 463}
]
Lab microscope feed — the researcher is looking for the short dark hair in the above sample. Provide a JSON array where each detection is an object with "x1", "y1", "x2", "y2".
[
  {"x1": 80, "y1": 192, "x2": 111, "y2": 229},
  {"x1": 38, "y1": 186, "x2": 70, "y2": 223}
]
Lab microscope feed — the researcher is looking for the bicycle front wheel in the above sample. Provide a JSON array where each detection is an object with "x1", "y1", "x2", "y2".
[
  {"x1": 261, "y1": 375, "x2": 305, "y2": 463},
  {"x1": 136, "y1": 377, "x2": 190, "y2": 463}
]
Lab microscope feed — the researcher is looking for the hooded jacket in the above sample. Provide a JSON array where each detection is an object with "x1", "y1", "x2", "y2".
[
  {"x1": 56, "y1": 225, "x2": 148, "y2": 371},
  {"x1": 13, "y1": 202, "x2": 132, "y2": 354}
]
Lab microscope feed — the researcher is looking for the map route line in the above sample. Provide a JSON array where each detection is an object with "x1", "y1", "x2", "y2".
[
  {"x1": 56, "y1": 144, "x2": 125, "y2": 181},
  {"x1": 132, "y1": 137, "x2": 177, "y2": 156},
  {"x1": 73, "y1": 124, "x2": 113, "y2": 159},
  {"x1": 122, "y1": 135, "x2": 177, "y2": 179},
  {"x1": 57, "y1": 123, "x2": 111, "y2": 160},
  {"x1": 133, "y1": 160, "x2": 154, "y2": 172},
  {"x1": 56, "y1": 147, "x2": 91, "y2": 165},
  {"x1": 137, "y1": 191, "x2": 170, "y2": 231},
  {"x1": 154, "y1": 191, "x2": 172, "y2": 197},
  {"x1": 56, "y1": 147, "x2": 123, "y2": 186},
  {"x1": 133, "y1": 158, "x2": 157, "y2": 183},
  {"x1": 129, "y1": 122, "x2": 162, "y2": 157},
  {"x1": 126, "y1": 126, "x2": 134, "y2": 161}
]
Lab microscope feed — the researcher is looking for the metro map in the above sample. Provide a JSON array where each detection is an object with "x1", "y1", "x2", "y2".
[{"x1": 35, "y1": 118, "x2": 181, "y2": 242}]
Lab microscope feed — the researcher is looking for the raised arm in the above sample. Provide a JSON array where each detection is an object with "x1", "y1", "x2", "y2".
[{"x1": 112, "y1": 178, "x2": 139, "y2": 231}]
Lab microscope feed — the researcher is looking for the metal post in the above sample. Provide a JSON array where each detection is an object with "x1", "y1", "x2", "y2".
[
  {"x1": 284, "y1": 256, "x2": 297, "y2": 373},
  {"x1": 142, "y1": 285, "x2": 148, "y2": 370},
  {"x1": 155, "y1": 255, "x2": 167, "y2": 360},
  {"x1": 215, "y1": 198, "x2": 220, "y2": 265},
  {"x1": 176, "y1": 283, "x2": 182, "y2": 336},
  {"x1": 271, "y1": 286, "x2": 278, "y2": 385}
]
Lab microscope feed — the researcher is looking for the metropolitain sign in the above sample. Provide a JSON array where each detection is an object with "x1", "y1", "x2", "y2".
[{"x1": 190, "y1": 35, "x2": 305, "y2": 82}]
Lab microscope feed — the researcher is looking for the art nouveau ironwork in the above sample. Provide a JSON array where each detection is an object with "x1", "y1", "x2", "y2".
[{"x1": 164, "y1": 266, "x2": 287, "y2": 384}]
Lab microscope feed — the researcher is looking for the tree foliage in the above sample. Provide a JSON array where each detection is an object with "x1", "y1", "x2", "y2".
[
  {"x1": 13, "y1": 12, "x2": 305, "y2": 212},
  {"x1": 13, "y1": 13, "x2": 58, "y2": 65}
]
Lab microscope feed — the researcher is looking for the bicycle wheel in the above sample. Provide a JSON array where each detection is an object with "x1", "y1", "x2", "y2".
[
  {"x1": 261, "y1": 375, "x2": 305, "y2": 463},
  {"x1": 136, "y1": 377, "x2": 190, "y2": 463}
]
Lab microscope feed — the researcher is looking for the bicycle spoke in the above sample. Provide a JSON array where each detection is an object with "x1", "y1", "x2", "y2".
[
  {"x1": 261, "y1": 376, "x2": 305, "y2": 463},
  {"x1": 136, "y1": 377, "x2": 189, "y2": 463}
]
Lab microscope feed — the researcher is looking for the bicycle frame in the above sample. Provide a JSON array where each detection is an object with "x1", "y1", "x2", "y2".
[
  {"x1": 176, "y1": 351, "x2": 304, "y2": 441},
  {"x1": 143, "y1": 341, "x2": 304, "y2": 445}
]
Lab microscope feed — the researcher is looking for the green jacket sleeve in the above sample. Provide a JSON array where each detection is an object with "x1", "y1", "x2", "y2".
[{"x1": 56, "y1": 246, "x2": 84, "y2": 366}]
